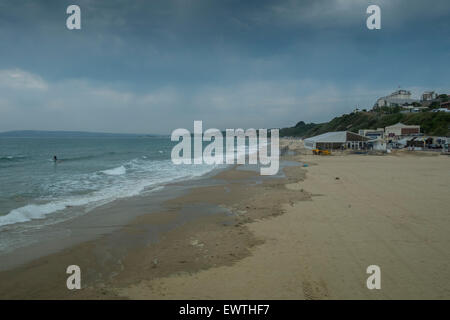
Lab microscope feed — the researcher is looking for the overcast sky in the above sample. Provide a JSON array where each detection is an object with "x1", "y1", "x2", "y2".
[{"x1": 0, "y1": 0, "x2": 449, "y2": 134}]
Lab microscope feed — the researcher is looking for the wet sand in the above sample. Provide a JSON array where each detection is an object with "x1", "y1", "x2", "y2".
[{"x1": 1, "y1": 140, "x2": 449, "y2": 299}]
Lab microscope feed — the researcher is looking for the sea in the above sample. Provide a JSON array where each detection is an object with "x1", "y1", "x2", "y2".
[
  {"x1": 0, "y1": 136, "x2": 224, "y2": 230},
  {"x1": 0, "y1": 132, "x2": 274, "y2": 262}
]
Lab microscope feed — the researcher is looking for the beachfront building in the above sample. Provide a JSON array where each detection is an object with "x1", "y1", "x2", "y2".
[
  {"x1": 385, "y1": 123, "x2": 420, "y2": 138},
  {"x1": 358, "y1": 129, "x2": 385, "y2": 139},
  {"x1": 375, "y1": 90, "x2": 418, "y2": 108},
  {"x1": 304, "y1": 131, "x2": 370, "y2": 150}
]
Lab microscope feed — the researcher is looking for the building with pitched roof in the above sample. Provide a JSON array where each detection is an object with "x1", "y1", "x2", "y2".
[{"x1": 304, "y1": 131, "x2": 370, "y2": 150}]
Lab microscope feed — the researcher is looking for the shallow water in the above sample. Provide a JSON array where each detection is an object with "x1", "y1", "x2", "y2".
[{"x1": 0, "y1": 136, "x2": 220, "y2": 229}]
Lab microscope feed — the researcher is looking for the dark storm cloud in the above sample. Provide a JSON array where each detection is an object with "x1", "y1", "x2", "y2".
[{"x1": 0, "y1": 0, "x2": 449, "y2": 133}]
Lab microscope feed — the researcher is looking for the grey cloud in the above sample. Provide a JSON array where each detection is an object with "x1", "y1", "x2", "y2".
[
  {"x1": 0, "y1": 0, "x2": 449, "y2": 133},
  {"x1": 0, "y1": 69, "x2": 413, "y2": 134}
]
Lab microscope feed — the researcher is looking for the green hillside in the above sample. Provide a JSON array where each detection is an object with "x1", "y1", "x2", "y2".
[{"x1": 280, "y1": 112, "x2": 450, "y2": 138}]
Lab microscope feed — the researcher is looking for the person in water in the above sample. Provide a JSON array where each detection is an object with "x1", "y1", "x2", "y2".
[{"x1": 53, "y1": 155, "x2": 58, "y2": 162}]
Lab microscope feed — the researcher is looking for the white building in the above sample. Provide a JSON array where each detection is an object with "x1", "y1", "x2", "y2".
[
  {"x1": 304, "y1": 131, "x2": 370, "y2": 150},
  {"x1": 385, "y1": 123, "x2": 420, "y2": 137},
  {"x1": 375, "y1": 90, "x2": 418, "y2": 108}
]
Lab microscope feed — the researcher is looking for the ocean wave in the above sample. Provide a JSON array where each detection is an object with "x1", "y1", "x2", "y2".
[
  {"x1": 0, "y1": 155, "x2": 26, "y2": 162},
  {"x1": 57, "y1": 151, "x2": 118, "y2": 162},
  {"x1": 0, "y1": 179, "x2": 149, "y2": 227},
  {"x1": 0, "y1": 203, "x2": 67, "y2": 226},
  {"x1": 0, "y1": 158, "x2": 222, "y2": 228},
  {"x1": 100, "y1": 165, "x2": 126, "y2": 176}
]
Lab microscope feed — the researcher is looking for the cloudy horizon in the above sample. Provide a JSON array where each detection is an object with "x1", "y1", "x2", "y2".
[{"x1": 1, "y1": 0, "x2": 449, "y2": 134}]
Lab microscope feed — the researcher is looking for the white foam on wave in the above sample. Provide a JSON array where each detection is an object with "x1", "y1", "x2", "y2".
[
  {"x1": 0, "y1": 178, "x2": 148, "y2": 227},
  {"x1": 0, "y1": 203, "x2": 67, "y2": 226},
  {"x1": 101, "y1": 165, "x2": 126, "y2": 175},
  {"x1": 0, "y1": 158, "x2": 221, "y2": 227}
]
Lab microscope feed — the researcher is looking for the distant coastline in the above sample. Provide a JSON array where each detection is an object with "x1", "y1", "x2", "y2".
[{"x1": 0, "y1": 130, "x2": 162, "y2": 138}]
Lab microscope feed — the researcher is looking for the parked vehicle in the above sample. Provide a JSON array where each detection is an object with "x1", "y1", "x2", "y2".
[{"x1": 312, "y1": 149, "x2": 331, "y2": 155}]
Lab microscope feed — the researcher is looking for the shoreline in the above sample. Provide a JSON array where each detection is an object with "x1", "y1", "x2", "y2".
[
  {"x1": 0, "y1": 163, "x2": 232, "y2": 271},
  {"x1": 0, "y1": 148, "x2": 308, "y2": 299},
  {"x1": 1, "y1": 139, "x2": 449, "y2": 299}
]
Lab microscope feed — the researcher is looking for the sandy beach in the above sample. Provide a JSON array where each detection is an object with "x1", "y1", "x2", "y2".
[
  {"x1": 0, "y1": 139, "x2": 449, "y2": 299},
  {"x1": 116, "y1": 142, "x2": 450, "y2": 300}
]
